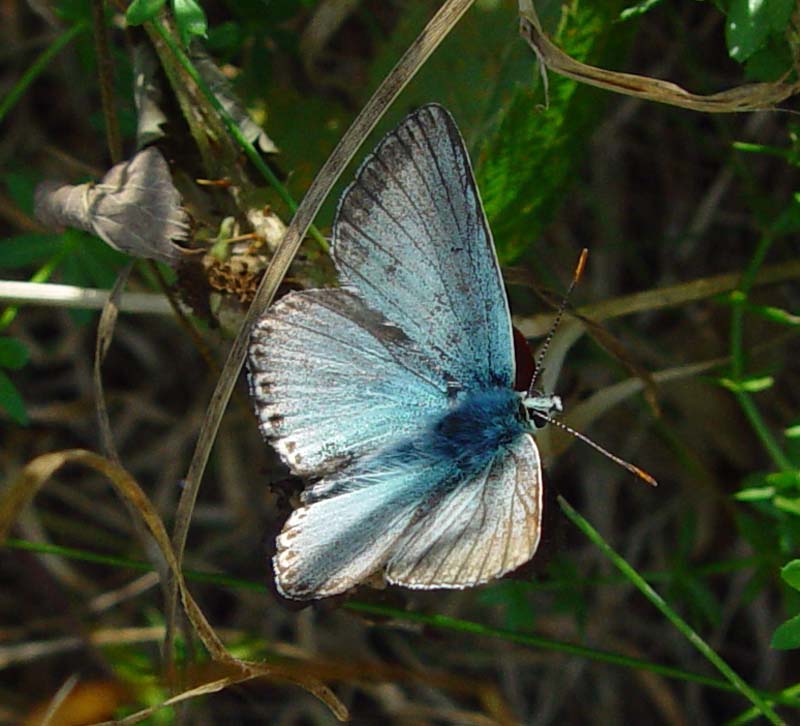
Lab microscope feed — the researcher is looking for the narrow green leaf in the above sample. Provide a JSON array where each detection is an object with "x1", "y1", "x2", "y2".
[
  {"x1": 718, "y1": 376, "x2": 775, "y2": 393},
  {"x1": 781, "y1": 560, "x2": 800, "y2": 592},
  {"x1": 0, "y1": 337, "x2": 29, "y2": 370},
  {"x1": 771, "y1": 611, "x2": 800, "y2": 650},
  {"x1": 173, "y1": 0, "x2": 208, "y2": 45},
  {"x1": 785, "y1": 425, "x2": 800, "y2": 439},
  {"x1": 732, "y1": 141, "x2": 792, "y2": 159},
  {"x1": 734, "y1": 486, "x2": 775, "y2": 502},
  {"x1": 0, "y1": 369, "x2": 28, "y2": 425},
  {"x1": 126, "y1": 0, "x2": 167, "y2": 26},
  {"x1": 773, "y1": 496, "x2": 800, "y2": 517},
  {"x1": 558, "y1": 496, "x2": 784, "y2": 722},
  {"x1": 765, "y1": 471, "x2": 800, "y2": 488},
  {"x1": 0, "y1": 234, "x2": 63, "y2": 268},
  {"x1": 619, "y1": 0, "x2": 663, "y2": 21}
]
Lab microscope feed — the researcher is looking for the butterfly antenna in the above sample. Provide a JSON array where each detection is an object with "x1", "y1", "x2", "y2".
[
  {"x1": 528, "y1": 248, "x2": 588, "y2": 397},
  {"x1": 532, "y1": 411, "x2": 658, "y2": 487}
]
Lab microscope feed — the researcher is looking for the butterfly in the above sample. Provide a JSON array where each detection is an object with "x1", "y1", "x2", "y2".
[{"x1": 248, "y1": 104, "x2": 567, "y2": 600}]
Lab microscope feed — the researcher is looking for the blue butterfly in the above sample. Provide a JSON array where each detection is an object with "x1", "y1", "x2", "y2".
[{"x1": 248, "y1": 104, "x2": 563, "y2": 600}]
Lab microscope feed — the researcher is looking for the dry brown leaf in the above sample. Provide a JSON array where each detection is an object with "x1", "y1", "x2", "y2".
[
  {"x1": 191, "y1": 45, "x2": 279, "y2": 154},
  {"x1": 34, "y1": 148, "x2": 190, "y2": 265},
  {"x1": 133, "y1": 44, "x2": 168, "y2": 147}
]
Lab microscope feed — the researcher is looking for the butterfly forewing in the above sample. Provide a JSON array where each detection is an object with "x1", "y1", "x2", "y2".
[
  {"x1": 248, "y1": 288, "x2": 451, "y2": 477},
  {"x1": 333, "y1": 104, "x2": 515, "y2": 391}
]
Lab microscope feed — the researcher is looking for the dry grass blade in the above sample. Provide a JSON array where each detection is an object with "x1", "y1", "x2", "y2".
[
  {"x1": 514, "y1": 258, "x2": 800, "y2": 338},
  {"x1": 92, "y1": 666, "x2": 345, "y2": 725},
  {"x1": 38, "y1": 673, "x2": 79, "y2": 726},
  {"x1": 518, "y1": 0, "x2": 800, "y2": 112},
  {"x1": 94, "y1": 263, "x2": 132, "y2": 465},
  {"x1": 0, "y1": 450, "x2": 348, "y2": 721},
  {"x1": 91, "y1": 674, "x2": 261, "y2": 726}
]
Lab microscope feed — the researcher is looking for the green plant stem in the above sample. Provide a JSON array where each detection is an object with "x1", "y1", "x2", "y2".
[
  {"x1": 5, "y1": 537, "x2": 800, "y2": 711},
  {"x1": 0, "y1": 21, "x2": 89, "y2": 124},
  {"x1": 91, "y1": 0, "x2": 122, "y2": 163},
  {"x1": 729, "y1": 229, "x2": 793, "y2": 471},
  {"x1": 149, "y1": 18, "x2": 329, "y2": 252},
  {"x1": 558, "y1": 495, "x2": 786, "y2": 725},
  {"x1": 731, "y1": 683, "x2": 800, "y2": 725},
  {"x1": 734, "y1": 391, "x2": 793, "y2": 470}
]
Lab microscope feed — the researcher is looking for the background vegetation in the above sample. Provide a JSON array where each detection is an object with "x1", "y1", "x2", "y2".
[{"x1": 1, "y1": 0, "x2": 799, "y2": 723}]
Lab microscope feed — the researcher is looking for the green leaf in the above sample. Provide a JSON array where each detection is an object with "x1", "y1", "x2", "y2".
[
  {"x1": 0, "y1": 369, "x2": 28, "y2": 425},
  {"x1": 781, "y1": 560, "x2": 800, "y2": 591},
  {"x1": 479, "y1": 2, "x2": 631, "y2": 263},
  {"x1": 718, "y1": 375, "x2": 774, "y2": 393},
  {"x1": 2, "y1": 170, "x2": 39, "y2": 214},
  {"x1": 619, "y1": 0, "x2": 663, "y2": 21},
  {"x1": 173, "y1": 0, "x2": 208, "y2": 45},
  {"x1": 774, "y1": 496, "x2": 800, "y2": 517},
  {"x1": 0, "y1": 234, "x2": 63, "y2": 268},
  {"x1": 743, "y1": 35, "x2": 793, "y2": 81},
  {"x1": 207, "y1": 21, "x2": 243, "y2": 57},
  {"x1": 765, "y1": 471, "x2": 800, "y2": 488},
  {"x1": 0, "y1": 338, "x2": 29, "y2": 370},
  {"x1": 126, "y1": 0, "x2": 167, "y2": 26},
  {"x1": 735, "y1": 486, "x2": 775, "y2": 501},
  {"x1": 726, "y1": 0, "x2": 794, "y2": 62},
  {"x1": 785, "y1": 424, "x2": 800, "y2": 439},
  {"x1": 749, "y1": 304, "x2": 800, "y2": 326},
  {"x1": 771, "y1": 611, "x2": 800, "y2": 649}
]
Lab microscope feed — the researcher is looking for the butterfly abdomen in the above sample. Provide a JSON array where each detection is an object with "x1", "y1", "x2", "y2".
[{"x1": 428, "y1": 387, "x2": 526, "y2": 474}]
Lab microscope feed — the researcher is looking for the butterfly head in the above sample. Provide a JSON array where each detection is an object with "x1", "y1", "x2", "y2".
[{"x1": 521, "y1": 392, "x2": 563, "y2": 429}]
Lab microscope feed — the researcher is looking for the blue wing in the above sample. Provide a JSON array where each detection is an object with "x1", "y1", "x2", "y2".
[
  {"x1": 333, "y1": 103, "x2": 514, "y2": 392},
  {"x1": 273, "y1": 433, "x2": 541, "y2": 599},
  {"x1": 248, "y1": 287, "x2": 452, "y2": 477}
]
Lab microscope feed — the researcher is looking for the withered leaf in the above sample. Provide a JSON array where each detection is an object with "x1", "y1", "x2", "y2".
[
  {"x1": 133, "y1": 44, "x2": 168, "y2": 148},
  {"x1": 34, "y1": 147, "x2": 190, "y2": 266},
  {"x1": 191, "y1": 45, "x2": 279, "y2": 154}
]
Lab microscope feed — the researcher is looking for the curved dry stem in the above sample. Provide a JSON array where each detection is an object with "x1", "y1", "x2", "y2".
[{"x1": 518, "y1": 0, "x2": 800, "y2": 112}]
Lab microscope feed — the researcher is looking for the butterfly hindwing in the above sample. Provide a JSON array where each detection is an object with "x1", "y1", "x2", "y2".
[
  {"x1": 386, "y1": 433, "x2": 542, "y2": 588},
  {"x1": 248, "y1": 287, "x2": 451, "y2": 477},
  {"x1": 273, "y1": 456, "x2": 454, "y2": 599},
  {"x1": 273, "y1": 432, "x2": 541, "y2": 599},
  {"x1": 333, "y1": 104, "x2": 515, "y2": 391}
]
